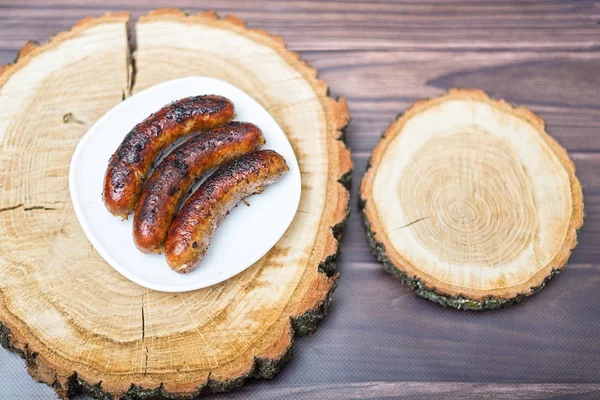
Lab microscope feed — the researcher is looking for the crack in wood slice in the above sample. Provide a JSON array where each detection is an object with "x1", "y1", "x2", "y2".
[
  {"x1": 360, "y1": 89, "x2": 583, "y2": 310},
  {"x1": 0, "y1": 8, "x2": 351, "y2": 399}
]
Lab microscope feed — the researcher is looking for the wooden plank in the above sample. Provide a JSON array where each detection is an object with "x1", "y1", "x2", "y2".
[
  {"x1": 0, "y1": 0, "x2": 598, "y2": 51},
  {"x1": 0, "y1": 50, "x2": 16, "y2": 64},
  {"x1": 201, "y1": 382, "x2": 600, "y2": 399},
  {"x1": 304, "y1": 50, "x2": 600, "y2": 152}
]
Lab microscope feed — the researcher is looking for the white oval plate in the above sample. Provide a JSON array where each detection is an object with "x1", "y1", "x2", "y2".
[{"x1": 69, "y1": 77, "x2": 301, "y2": 292}]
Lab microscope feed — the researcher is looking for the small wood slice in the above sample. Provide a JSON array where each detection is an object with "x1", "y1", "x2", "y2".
[
  {"x1": 0, "y1": 9, "x2": 351, "y2": 399},
  {"x1": 360, "y1": 89, "x2": 583, "y2": 310}
]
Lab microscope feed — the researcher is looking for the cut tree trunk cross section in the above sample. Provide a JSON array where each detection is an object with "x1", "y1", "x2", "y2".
[
  {"x1": 0, "y1": 9, "x2": 351, "y2": 399},
  {"x1": 361, "y1": 89, "x2": 584, "y2": 310}
]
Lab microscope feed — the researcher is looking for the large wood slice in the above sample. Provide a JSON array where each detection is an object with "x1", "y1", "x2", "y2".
[
  {"x1": 360, "y1": 89, "x2": 583, "y2": 310},
  {"x1": 0, "y1": 9, "x2": 351, "y2": 399}
]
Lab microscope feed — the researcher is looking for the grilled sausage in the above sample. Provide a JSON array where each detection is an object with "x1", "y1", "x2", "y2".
[
  {"x1": 103, "y1": 95, "x2": 234, "y2": 218},
  {"x1": 165, "y1": 150, "x2": 289, "y2": 273},
  {"x1": 133, "y1": 122, "x2": 266, "y2": 253}
]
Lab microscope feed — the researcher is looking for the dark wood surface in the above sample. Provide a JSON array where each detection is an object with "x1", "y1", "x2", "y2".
[{"x1": 1, "y1": 1, "x2": 600, "y2": 398}]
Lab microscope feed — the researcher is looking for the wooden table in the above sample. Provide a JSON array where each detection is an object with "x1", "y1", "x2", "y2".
[{"x1": 1, "y1": 1, "x2": 599, "y2": 398}]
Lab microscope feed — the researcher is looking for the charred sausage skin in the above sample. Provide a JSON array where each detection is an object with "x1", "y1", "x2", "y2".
[
  {"x1": 133, "y1": 122, "x2": 265, "y2": 253},
  {"x1": 165, "y1": 150, "x2": 289, "y2": 273},
  {"x1": 103, "y1": 95, "x2": 235, "y2": 218}
]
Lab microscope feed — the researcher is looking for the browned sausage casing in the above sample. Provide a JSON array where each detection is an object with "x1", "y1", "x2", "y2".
[
  {"x1": 103, "y1": 95, "x2": 235, "y2": 218},
  {"x1": 165, "y1": 150, "x2": 289, "y2": 273},
  {"x1": 133, "y1": 122, "x2": 266, "y2": 253}
]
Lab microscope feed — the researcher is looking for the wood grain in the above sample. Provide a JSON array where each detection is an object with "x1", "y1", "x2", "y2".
[
  {"x1": 308, "y1": 51, "x2": 600, "y2": 152},
  {"x1": 0, "y1": 9, "x2": 351, "y2": 398},
  {"x1": 208, "y1": 382, "x2": 600, "y2": 400},
  {"x1": 1, "y1": 0, "x2": 599, "y2": 399},
  {"x1": 360, "y1": 89, "x2": 584, "y2": 307},
  {"x1": 0, "y1": 0, "x2": 598, "y2": 51}
]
